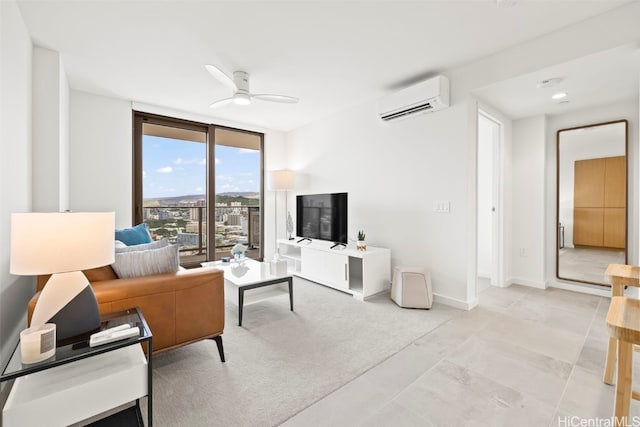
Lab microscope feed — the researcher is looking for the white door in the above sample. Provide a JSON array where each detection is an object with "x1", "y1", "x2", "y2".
[{"x1": 477, "y1": 111, "x2": 501, "y2": 287}]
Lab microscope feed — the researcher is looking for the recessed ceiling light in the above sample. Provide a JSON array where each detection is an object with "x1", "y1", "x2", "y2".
[
  {"x1": 536, "y1": 78, "x2": 563, "y2": 89},
  {"x1": 552, "y1": 92, "x2": 567, "y2": 100}
]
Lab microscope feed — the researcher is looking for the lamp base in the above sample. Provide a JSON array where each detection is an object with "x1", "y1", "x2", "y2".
[{"x1": 31, "y1": 271, "x2": 101, "y2": 342}]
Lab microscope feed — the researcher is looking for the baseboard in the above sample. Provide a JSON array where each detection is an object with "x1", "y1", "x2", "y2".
[
  {"x1": 477, "y1": 271, "x2": 491, "y2": 279},
  {"x1": 547, "y1": 279, "x2": 610, "y2": 297},
  {"x1": 433, "y1": 293, "x2": 478, "y2": 311},
  {"x1": 505, "y1": 277, "x2": 546, "y2": 289}
]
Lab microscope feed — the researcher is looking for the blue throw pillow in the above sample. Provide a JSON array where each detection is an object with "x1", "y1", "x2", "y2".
[{"x1": 115, "y1": 223, "x2": 152, "y2": 246}]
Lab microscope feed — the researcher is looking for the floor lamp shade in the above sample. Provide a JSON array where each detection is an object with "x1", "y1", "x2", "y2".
[
  {"x1": 10, "y1": 212, "x2": 115, "y2": 341},
  {"x1": 267, "y1": 170, "x2": 294, "y2": 191}
]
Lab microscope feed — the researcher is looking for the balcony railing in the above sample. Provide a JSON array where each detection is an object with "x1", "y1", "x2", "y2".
[{"x1": 141, "y1": 205, "x2": 261, "y2": 265}]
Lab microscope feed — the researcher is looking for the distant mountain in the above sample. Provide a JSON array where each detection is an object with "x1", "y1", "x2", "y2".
[{"x1": 144, "y1": 192, "x2": 259, "y2": 207}]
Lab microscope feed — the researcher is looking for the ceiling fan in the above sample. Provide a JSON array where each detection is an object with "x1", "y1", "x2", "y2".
[{"x1": 205, "y1": 64, "x2": 299, "y2": 108}]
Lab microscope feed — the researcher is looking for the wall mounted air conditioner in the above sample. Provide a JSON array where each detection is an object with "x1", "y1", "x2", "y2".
[{"x1": 378, "y1": 75, "x2": 450, "y2": 122}]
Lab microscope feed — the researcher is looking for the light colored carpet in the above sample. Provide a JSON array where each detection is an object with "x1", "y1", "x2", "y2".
[{"x1": 147, "y1": 277, "x2": 459, "y2": 426}]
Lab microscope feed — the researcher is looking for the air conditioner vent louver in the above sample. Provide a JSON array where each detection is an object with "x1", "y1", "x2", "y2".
[
  {"x1": 381, "y1": 103, "x2": 433, "y2": 121},
  {"x1": 377, "y1": 75, "x2": 449, "y2": 122}
]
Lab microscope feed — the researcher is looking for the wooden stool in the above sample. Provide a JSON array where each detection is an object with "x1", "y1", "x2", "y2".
[
  {"x1": 604, "y1": 264, "x2": 640, "y2": 385},
  {"x1": 607, "y1": 296, "x2": 640, "y2": 426}
]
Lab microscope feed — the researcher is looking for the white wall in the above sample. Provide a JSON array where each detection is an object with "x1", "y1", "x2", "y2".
[
  {"x1": 511, "y1": 116, "x2": 546, "y2": 288},
  {"x1": 59, "y1": 58, "x2": 69, "y2": 211},
  {"x1": 69, "y1": 91, "x2": 132, "y2": 227},
  {"x1": 0, "y1": 0, "x2": 33, "y2": 369},
  {"x1": 546, "y1": 99, "x2": 639, "y2": 291},
  {"x1": 32, "y1": 47, "x2": 70, "y2": 212},
  {"x1": 286, "y1": 99, "x2": 474, "y2": 308}
]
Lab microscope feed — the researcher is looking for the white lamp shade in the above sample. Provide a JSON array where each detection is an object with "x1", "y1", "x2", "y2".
[
  {"x1": 267, "y1": 169, "x2": 294, "y2": 191},
  {"x1": 10, "y1": 212, "x2": 115, "y2": 275}
]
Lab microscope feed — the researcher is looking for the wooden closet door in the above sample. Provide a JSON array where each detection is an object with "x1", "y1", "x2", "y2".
[
  {"x1": 574, "y1": 158, "x2": 605, "y2": 208},
  {"x1": 604, "y1": 208, "x2": 625, "y2": 248},
  {"x1": 604, "y1": 156, "x2": 626, "y2": 208},
  {"x1": 574, "y1": 208, "x2": 603, "y2": 247}
]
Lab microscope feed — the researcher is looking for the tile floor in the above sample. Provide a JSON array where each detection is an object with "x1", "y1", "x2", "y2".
[
  {"x1": 282, "y1": 284, "x2": 640, "y2": 426},
  {"x1": 559, "y1": 247, "x2": 624, "y2": 284}
]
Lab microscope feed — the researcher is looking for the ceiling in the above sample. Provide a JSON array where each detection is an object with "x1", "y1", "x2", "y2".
[
  {"x1": 16, "y1": 1, "x2": 631, "y2": 132},
  {"x1": 475, "y1": 44, "x2": 640, "y2": 120}
]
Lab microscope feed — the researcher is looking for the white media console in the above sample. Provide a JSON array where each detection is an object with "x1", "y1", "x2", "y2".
[{"x1": 277, "y1": 239, "x2": 391, "y2": 300}]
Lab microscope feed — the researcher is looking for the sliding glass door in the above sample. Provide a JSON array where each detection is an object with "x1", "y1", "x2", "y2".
[
  {"x1": 133, "y1": 113, "x2": 264, "y2": 266},
  {"x1": 213, "y1": 127, "x2": 263, "y2": 261}
]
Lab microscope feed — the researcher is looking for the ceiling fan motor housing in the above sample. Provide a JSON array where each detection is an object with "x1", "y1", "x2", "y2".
[{"x1": 233, "y1": 71, "x2": 250, "y2": 93}]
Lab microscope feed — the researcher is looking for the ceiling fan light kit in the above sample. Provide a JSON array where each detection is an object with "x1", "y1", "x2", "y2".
[{"x1": 205, "y1": 64, "x2": 298, "y2": 108}]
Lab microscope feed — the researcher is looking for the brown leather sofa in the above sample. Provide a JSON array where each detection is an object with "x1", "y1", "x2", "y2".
[{"x1": 28, "y1": 265, "x2": 226, "y2": 361}]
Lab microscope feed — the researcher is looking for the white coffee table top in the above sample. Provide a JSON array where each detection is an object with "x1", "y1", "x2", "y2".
[{"x1": 201, "y1": 259, "x2": 290, "y2": 287}]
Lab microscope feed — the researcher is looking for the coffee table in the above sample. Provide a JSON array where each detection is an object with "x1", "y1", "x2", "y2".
[{"x1": 201, "y1": 259, "x2": 293, "y2": 326}]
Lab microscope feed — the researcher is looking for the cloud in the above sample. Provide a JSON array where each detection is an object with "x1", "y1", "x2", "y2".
[
  {"x1": 220, "y1": 183, "x2": 239, "y2": 191},
  {"x1": 174, "y1": 157, "x2": 206, "y2": 166},
  {"x1": 239, "y1": 148, "x2": 258, "y2": 154},
  {"x1": 142, "y1": 170, "x2": 147, "y2": 178},
  {"x1": 194, "y1": 186, "x2": 203, "y2": 192},
  {"x1": 156, "y1": 166, "x2": 173, "y2": 173},
  {"x1": 215, "y1": 157, "x2": 220, "y2": 164},
  {"x1": 216, "y1": 174, "x2": 233, "y2": 181}
]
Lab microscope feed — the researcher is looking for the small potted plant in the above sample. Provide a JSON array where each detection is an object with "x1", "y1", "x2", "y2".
[{"x1": 357, "y1": 230, "x2": 366, "y2": 251}]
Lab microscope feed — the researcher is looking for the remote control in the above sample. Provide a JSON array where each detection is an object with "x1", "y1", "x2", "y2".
[
  {"x1": 93, "y1": 324, "x2": 131, "y2": 338},
  {"x1": 89, "y1": 327, "x2": 140, "y2": 347}
]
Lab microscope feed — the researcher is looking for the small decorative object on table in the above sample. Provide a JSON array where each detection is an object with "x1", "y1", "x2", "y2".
[
  {"x1": 20, "y1": 323, "x2": 56, "y2": 364},
  {"x1": 231, "y1": 243, "x2": 247, "y2": 261},
  {"x1": 357, "y1": 230, "x2": 367, "y2": 251}
]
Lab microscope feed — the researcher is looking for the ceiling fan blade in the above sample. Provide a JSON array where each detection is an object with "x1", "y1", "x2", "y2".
[
  {"x1": 209, "y1": 97, "x2": 234, "y2": 108},
  {"x1": 205, "y1": 64, "x2": 237, "y2": 90},
  {"x1": 252, "y1": 94, "x2": 299, "y2": 104}
]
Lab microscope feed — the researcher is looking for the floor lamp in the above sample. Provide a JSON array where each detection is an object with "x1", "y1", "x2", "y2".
[{"x1": 268, "y1": 169, "x2": 294, "y2": 260}]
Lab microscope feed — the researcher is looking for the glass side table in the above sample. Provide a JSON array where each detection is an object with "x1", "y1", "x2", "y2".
[{"x1": 1, "y1": 307, "x2": 153, "y2": 427}]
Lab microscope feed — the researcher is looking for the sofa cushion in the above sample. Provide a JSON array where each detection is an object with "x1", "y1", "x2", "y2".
[
  {"x1": 112, "y1": 244, "x2": 180, "y2": 279},
  {"x1": 115, "y1": 238, "x2": 168, "y2": 253},
  {"x1": 114, "y1": 223, "x2": 152, "y2": 246}
]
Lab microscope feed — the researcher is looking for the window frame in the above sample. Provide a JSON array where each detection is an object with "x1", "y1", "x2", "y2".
[{"x1": 132, "y1": 111, "x2": 265, "y2": 266}]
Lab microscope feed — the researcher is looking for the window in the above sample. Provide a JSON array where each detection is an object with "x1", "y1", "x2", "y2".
[{"x1": 133, "y1": 112, "x2": 264, "y2": 267}]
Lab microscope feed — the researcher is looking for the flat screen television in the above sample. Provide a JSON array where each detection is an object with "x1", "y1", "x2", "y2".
[{"x1": 296, "y1": 193, "x2": 348, "y2": 245}]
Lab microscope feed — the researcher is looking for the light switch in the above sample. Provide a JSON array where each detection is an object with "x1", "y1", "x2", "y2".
[{"x1": 434, "y1": 201, "x2": 451, "y2": 213}]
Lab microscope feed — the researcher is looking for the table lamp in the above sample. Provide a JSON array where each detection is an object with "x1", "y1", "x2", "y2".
[{"x1": 10, "y1": 212, "x2": 115, "y2": 342}]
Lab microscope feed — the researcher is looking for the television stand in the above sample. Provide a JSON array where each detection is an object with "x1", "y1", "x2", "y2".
[
  {"x1": 277, "y1": 239, "x2": 390, "y2": 300},
  {"x1": 330, "y1": 242, "x2": 346, "y2": 249},
  {"x1": 297, "y1": 237, "x2": 312, "y2": 244}
]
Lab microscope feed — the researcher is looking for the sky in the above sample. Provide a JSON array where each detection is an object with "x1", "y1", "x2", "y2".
[{"x1": 143, "y1": 135, "x2": 260, "y2": 198}]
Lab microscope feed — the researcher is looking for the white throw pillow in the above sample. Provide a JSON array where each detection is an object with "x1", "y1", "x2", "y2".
[
  {"x1": 115, "y1": 238, "x2": 169, "y2": 253},
  {"x1": 112, "y1": 244, "x2": 180, "y2": 279}
]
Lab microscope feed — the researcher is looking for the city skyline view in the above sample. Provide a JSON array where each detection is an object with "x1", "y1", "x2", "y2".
[{"x1": 143, "y1": 135, "x2": 260, "y2": 199}]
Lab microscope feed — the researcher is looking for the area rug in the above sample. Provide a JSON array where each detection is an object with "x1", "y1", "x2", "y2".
[{"x1": 148, "y1": 278, "x2": 458, "y2": 426}]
